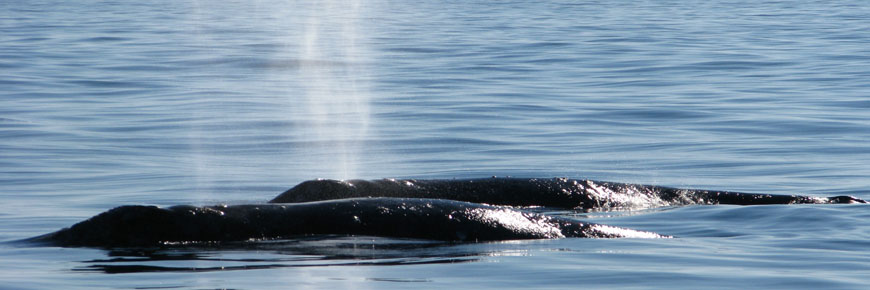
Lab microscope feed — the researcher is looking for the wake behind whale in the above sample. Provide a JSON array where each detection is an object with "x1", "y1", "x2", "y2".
[{"x1": 30, "y1": 177, "x2": 865, "y2": 247}]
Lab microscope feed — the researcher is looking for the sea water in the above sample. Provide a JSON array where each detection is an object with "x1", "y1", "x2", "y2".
[{"x1": 1, "y1": 0, "x2": 869, "y2": 288}]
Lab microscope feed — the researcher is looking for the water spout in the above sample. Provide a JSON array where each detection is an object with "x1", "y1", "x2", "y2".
[{"x1": 298, "y1": 0, "x2": 371, "y2": 179}]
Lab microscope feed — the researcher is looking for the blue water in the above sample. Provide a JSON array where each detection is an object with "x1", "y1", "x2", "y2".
[{"x1": 2, "y1": 0, "x2": 870, "y2": 288}]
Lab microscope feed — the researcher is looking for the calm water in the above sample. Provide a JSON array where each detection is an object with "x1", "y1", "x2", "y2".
[{"x1": 2, "y1": 0, "x2": 870, "y2": 288}]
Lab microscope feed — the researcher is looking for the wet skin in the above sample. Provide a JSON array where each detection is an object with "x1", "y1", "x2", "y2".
[
  {"x1": 32, "y1": 178, "x2": 864, "y2": 247},
  {"x1": 29, "y1": 197, "x2": 664, "y2": 247},
  {"x1": 271, "y1": 177, "x2": 866, "y2": 209}
]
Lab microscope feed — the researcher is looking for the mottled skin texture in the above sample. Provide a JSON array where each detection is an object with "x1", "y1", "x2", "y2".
[
  {"x1": 30, "y1": 198, "x2": 664, "y2": 247},
  {"x1": 270, "y1": 178, "x2": 866, "y2": 210},
  {"x1": 33, "y1": 177, "x2": 864, "y2": 247}
]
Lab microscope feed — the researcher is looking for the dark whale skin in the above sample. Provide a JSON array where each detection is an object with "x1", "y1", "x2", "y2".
[
  {"x1": 271, "y1": 177, "x2": 866, "y2": 210},
  {"x1": 31, "y1": 177, "x2": 864, "y2": 247},
  {"x1": 29, "y1": 197, "x2": 666, "y2": 247}
]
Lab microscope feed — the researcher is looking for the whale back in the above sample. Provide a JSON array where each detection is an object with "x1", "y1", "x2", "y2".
[
  {"x1": 270, "y1": 178, "x2": 597, "y2": 208},
  {"x1": 270, "y1": 178, "x2": 866, "y2": 210},
  {"x1": 28, "y1": 198, "x2": 668, "y2": 247}
]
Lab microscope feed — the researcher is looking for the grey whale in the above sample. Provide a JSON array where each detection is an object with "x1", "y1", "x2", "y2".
[
  {"x1": 32, "y1": 177, "x2": 864, "y2": 247},
  {"x1": 30, "y1": 197, "x2": 665, "y2": 247},
  {"x1": 272, "y1": 177, "x2": 866, "y2": 209}
]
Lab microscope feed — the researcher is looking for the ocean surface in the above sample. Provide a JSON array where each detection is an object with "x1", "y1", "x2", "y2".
[{"x1": 2, "y1": 0, "x2": 870, "y2": 288}]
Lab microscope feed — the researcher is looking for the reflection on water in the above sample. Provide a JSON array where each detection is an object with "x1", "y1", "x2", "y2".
[{"x1": 74, "y1": 236, "x2": 480, "y2": 274}]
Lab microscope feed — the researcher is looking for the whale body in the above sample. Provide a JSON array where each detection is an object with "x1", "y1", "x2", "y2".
[
  {"x1": 29, "y1": 197, "x2": 665, "y2": 247},
  {"x1": 271, "y1": 177, "x2": 865, "y2": 210},
  {"x1": 32, "y1": 177, "x2": 864, "y2": 247}
]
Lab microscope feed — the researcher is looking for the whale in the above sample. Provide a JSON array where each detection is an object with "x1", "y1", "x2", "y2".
[
  {"x1": 271, "y1": 177, "x2": 866, "y2": 210},
  {"x1": 31, "y1": 177, "x2": 864, "y2": 247},
  {"x1": 29, "y1": 197, "x2": 665, "y2": 247}
]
